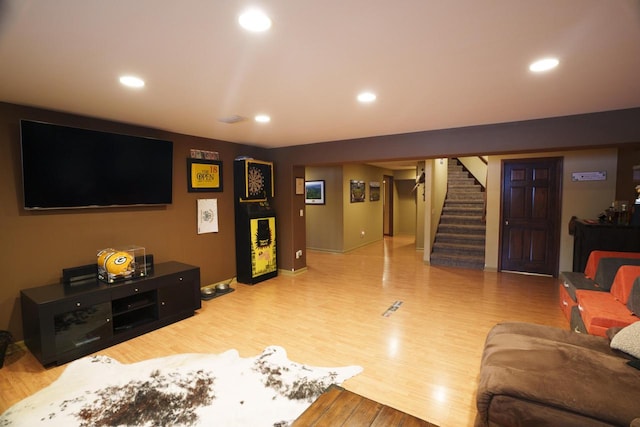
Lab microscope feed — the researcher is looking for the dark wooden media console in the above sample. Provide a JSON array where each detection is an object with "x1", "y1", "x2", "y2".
[{"x1": 21, "y1": 261, "x2": 201, "y2": 366}]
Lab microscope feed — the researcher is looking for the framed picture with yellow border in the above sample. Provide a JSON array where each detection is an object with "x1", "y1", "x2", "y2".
[{"x1": 187, "y1": 159, "x2": 223, "y2": 192}]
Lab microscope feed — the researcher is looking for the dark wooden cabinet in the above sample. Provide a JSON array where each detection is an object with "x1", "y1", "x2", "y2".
[
  {"x1": 21, "y1": 261, "x2": 200, "y2": 366},
  {"x1": 157, "y1": 271, "x2": 200, "y2": 321},
  {"x1": 572, "y1": 219, "x2": 640, "y2": 272}
]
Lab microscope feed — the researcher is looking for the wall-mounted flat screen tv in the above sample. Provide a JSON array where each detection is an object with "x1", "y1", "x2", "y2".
[{"x1": 20, "y1": 120, "x2": 174, "y2": 210}]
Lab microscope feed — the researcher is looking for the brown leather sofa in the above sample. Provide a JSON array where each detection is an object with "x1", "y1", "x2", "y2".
[{"x1": 475, "y1": 322, "x2": 640, "y2": 427}]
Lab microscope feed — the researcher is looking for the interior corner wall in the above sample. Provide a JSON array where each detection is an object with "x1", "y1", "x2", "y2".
[
  {"x1": 431, "y1": 158, "x2": 448, "y2": 249},
  {"x1": 415, "y1": 161, "x2": 426, "y2": 251},
  {"x1": 422, "y1": 161, "x2": 434, "y2": 261},
  {"x1": 394, "y1": 180, "x2": 417, "y2": 235},
  {"x1": 305, "y1": 165, "x2": 344, "y2": 252},
  {"x1": 271, "y1": 162, "x2": 307, "y2": 272},
  {"x1": 305, "y1": 164, "x2": 387, "y2": 253},
  {"x1": 484, "y1": 148, "x2": 618, "y2": 272},
  {"x1": 342, "y1": 164, "x2": 385, "y2": 251},
  {"x1": 392, "y1": 168, "x2": 416, "y2": 237}
]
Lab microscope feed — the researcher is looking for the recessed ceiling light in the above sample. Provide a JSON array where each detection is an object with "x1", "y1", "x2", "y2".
[
  {"x1": 529, "y1": 58, "x2": 559, "y2": 73},
  {"x1": 255, "y1": 114, "x2": 271, "y2": 123},
  {"x1": 119, "y1": 75, "x2": 145, "y2": 88},
  {"x1": 357, "y1": 92, "x2": 376, "y2": 103},
  {"x1": 239, "y1": 9, "x2": 272, "y2": 32}
]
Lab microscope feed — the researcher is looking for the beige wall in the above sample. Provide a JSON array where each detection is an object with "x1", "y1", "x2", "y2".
[
  {"x1": 305, "y1": 166, "x2": 343, "y2": 252},
  {"x1": 277, "y1": 107, "x2": 639, "y2": 272},
  {"x1": 305, "y1": 164, "x2": 386, "y2": 252},
  {"x1": 457, "y1": 156, "x2": 487, "y2": 187},
  {"x1": 484, "y1": 148, "x2": 618, "y2": 272},
  {"x1": 343, "y1": 164, "x2": 385, "y2": 251},
  {"x1": 426, "y1": 158, "x2": 449, "y2": 260},
  {"x1": 415, "y1": 161, "x2": 426, "y2": 250},
  {"x1": 394, "y1": 180, "x2": 417, "y2": 235}
]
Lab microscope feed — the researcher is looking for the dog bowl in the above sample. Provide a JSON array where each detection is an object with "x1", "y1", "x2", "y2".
[
  {"x1": 201, "y1": 287, "x2": 216, "y2": 296},
  {"x1": 215, "y1": 282, "x2": 230, "y2": 292}
]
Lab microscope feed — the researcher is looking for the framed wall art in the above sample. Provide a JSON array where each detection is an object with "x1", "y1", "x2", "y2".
[
  {"x1": 369, "y1": 182, "x2": 381, "y2": 201},
  {"x1": 350, "y1": 180, "x2": 365, "y2": 203},
  {"x1": 197, "y1": 198, "x2": 219, "y2": 234},
  {"x1": 305, "y1": 180, "x2": 325, "y2": 204},
  {"x1": 187, "y1": 159, "x2": 223, "y2": 192},
  {"x1": 295, "y1": 177, "x2": 305, "y2": 195},
  {"x1": 235, "y1": 158, "x2": 274, "y2": 201}
]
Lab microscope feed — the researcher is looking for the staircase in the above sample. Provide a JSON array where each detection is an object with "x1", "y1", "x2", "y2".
[{"x1": 430, "y1": 159, "x2": 486, "y2": 270}]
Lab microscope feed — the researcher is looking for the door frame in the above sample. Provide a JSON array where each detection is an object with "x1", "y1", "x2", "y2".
[
  {"x1": 498, "y1": 156, "x2": 563, "y2": 277},
  {"x1": 383, "y1": 175, "x2": 394, "y2": 236}
]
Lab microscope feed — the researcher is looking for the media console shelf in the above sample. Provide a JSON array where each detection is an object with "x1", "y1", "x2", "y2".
[{"x1": 21, "y1": 261, "x2": 201, "y2": 366}]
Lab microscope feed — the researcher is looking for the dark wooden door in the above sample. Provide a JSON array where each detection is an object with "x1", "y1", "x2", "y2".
[{"x1": 500, "y1": 157, "x2": 562, "y2": 276}]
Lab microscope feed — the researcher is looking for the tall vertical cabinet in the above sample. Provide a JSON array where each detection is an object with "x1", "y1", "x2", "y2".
[{"x1": 233, "y1": 158, "x2": 277, "y2": 284}]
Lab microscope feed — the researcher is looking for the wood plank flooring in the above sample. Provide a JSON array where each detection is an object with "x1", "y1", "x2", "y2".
[
  {"x1": 0, "y1": 235, "x2": 567, "y2": 426},
  {"x1": 293, "y1": 385, "x2": 437, "y2": 426}
]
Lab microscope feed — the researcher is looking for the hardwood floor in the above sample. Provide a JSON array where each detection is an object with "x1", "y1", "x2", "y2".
[
  {"x1": 0, "y1": 235, "x2": 567, "y2": 426},
  {"x1": 293, "y1": 385, "x2": 436, "y2": 426}
]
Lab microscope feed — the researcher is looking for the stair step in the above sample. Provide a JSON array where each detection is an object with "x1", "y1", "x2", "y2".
[
  {"x1": 444, "y1": 200, "x2": 484, "y2": 207},
  {"x1": 448, "y1": 176, "x2": 475, "y2": 182},
  {"x1": 440, "y1": 215, "x2": 484, "y2": 225},
  {"x1": 448, "y1": 185, "x2": 482, "y2": 192},
  {"x1": 429, "y1": 253, "x2": 485, "y2": 270},
  {"x1": 437, "y1": 223, "x2": 486, "y2": 235},
  {"x1": 432, "y1": 242, "x2": 485, "y2": 256},
  {"x1": 435, "y1": 232, "x2": 485, "y2": 245},
  {"x1": 446, "y1": 193, "x2": 484, "y2": 201},
  {"x1": 442, "y1": 206, "x2": 483, "y2": 215}
]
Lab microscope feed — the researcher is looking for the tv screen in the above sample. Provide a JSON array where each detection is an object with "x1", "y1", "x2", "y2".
[{"x1": 20, "y1": 120, "x2": 173, "y2": 210}]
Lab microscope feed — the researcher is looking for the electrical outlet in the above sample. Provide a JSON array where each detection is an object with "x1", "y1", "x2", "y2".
[
  {"x1": 360, "y1": 230, "x2": 365, "y2": 238},
  {"x1": 296, "y1": 250, "x2": 303, "y2": 259}
]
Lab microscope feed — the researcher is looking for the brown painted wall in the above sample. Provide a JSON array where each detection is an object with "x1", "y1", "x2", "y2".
[
  {"x1": 4, "y1": 102, "x2": 640, "y2": 339},
  {"x1": 0, "y1": 102, "x2": 266, "y2": 339},
  {"x1": 616, "y1": 145, "x2": 640, "y2": 203},
  {"x1": 270, "y1": 161, "x2": 307, "y2": 273}
]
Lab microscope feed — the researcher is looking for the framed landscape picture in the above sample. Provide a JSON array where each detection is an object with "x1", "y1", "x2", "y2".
[{"x1": 305, "y1": 180, "x2": 325, "y2": 204}]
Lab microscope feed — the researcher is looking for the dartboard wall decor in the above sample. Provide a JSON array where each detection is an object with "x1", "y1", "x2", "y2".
[
  {"x1": 238, "y1": 159, "x2": 273, "y2": 200},
  {"x1": 248, "y1": 165, "x2": 265, "y2": 197}
]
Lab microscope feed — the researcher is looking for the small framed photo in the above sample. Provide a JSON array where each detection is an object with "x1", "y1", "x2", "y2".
[
  {"x1": 295, "y1": 177, "x2": 305, "y2": 195},
  {"x1": 187, "y1": 159, "x2": 223, "y2": 192},
  {"x1": 305, "y1": 180, "x2": 325, "y2": 205}
]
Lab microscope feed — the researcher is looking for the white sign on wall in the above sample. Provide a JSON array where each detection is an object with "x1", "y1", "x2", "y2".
[
  {"x1": 571, "y1": 171, "x2": 607, "y2": 182},
  {"x1": 197, "y1": 199, "x2": 219, "y2": 234}
]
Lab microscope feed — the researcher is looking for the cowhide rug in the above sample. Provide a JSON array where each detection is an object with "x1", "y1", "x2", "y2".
[{"x1": 0, "y1": 346, "x2": 362, "y2": 427}]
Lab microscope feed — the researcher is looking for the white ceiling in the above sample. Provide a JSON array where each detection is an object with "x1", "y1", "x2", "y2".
[{"x1": 1, "y1": 1, "x2": 639, "y2": 149}]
